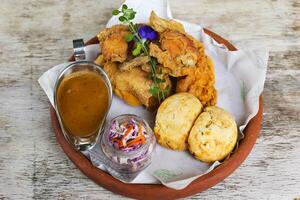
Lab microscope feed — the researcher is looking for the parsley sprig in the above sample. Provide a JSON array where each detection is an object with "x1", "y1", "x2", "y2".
[{"x1": 112, "y1": 4, "x2": 169, "y2": 104}]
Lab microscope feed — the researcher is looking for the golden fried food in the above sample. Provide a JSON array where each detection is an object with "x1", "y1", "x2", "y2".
[
  {"x1": 103, "y1": 62, "x2": 172, "y2": 110},
  {"x1": 188, "y1": 106, "x2": 237, "y2": 162},
  {"x1": 154, "y1": 93, "x2": 202, "y2": 150},
  {"x1": 149, "y1": 30, "x2": 200, "y2": 77},
  {"x1": 150, "y1": 12, "x2": 204, "y2": 51},
  {"x1": 176, "y1": 55, "x2": 217, "y2": 106},
  {"x1": 149, "y1": 11, "x2": 184, "y2": 33},
  {"x1": 148, "y1": 11, "x2": 217, "y2": 105},
  {"x1": 102, "y1": 62, "x2": 143, "y2": 106},
  {"x1": 161, "y1": 30, "x2": 198, "y2": 60},
  {"x1": 119, "y1": 56, "x2": 150, "y2": 72},
  {"x1": 95, "y1": 11, "x2": 217, "y2": 109},
  {"x1": 97, "y1": 25, "x2": 130, "y2": 62},
  {"x1": 94, "y1": 54, "x2": 106, "y2": 66}
]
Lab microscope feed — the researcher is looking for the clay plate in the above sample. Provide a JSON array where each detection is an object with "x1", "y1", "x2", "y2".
[{"x1": 50, "y1": 29, "x2": 263, "y2": 200}]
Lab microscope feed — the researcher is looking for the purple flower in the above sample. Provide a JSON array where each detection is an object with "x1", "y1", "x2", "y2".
[{"x1": 138, "y1": 25, "x2": 158, "y2": 41}]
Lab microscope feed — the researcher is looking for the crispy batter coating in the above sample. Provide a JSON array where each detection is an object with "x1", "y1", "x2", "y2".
[
  {"x1": 97, "y1": 25, "x2": 130, "y2": 62},
  {"x1": 148, "y1": 11, "x2": 217, "y2": 106},
  {"x1": 149, "y1": 30, "x2": 200, "y2": 77},
  {"x1": 176, "y1": 55, "x2": 217, "y2": 106},
  {"x1": 95, "y1": 12, "x2": 217, "y2": 108},
  {"x1": 103, "y1": 62, "x2": 172, "y2": 110},
  {"x1": 149, "y1": 11, "x2": 184, "y2": 33},
  {"x1": 119, "y1": 56, "x2": 150, "y2": 72}
]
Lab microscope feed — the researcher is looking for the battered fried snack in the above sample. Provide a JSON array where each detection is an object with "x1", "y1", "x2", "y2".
[
  {"x1": 149, "y1": 29, "x2": 199, "y2": 77},
  {"x1": 176, "y1": 55, "x2": 217, "y2": 107},
  {"x1": 103, "y1": 62, "x2": 172, "y2": 110},
  {"x1": 97, "y1": 25, "x2": 130, "y2": 62},
  {"x1": 119, "y1": 56, "x2": 150, "y2": 72},
  {"x1": 188, "y1": 106, "x2": 237, "y2": 162},
  {"x1": 149, "y1": 11, "x2": 204, "y2": 77},
  {"x1": 148, "y1": 11, "x2": 217, "y2": 106},
  {"x1": 149, "y1": 11, "x2": 184, "y2": 33},
  {"x1": 96, "y1": 11, "x2": 217, "y2": 109},
  {"x1": 154, "y1": 93, "x2": 202, "y2": 150}
]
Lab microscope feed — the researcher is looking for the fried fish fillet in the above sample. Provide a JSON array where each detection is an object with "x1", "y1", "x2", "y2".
[
  {"x1": 97, "y1": 25, "x2": 130, "y2": 62},
  {"x1": 103, "y1": 62, "x2": 172, "y2": 110}
]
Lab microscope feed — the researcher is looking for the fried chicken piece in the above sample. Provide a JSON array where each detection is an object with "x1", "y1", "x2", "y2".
[
  {"x1": 148, "y1": 11, "x2": 217, "y2": 105},
  {"x1": 149, "y1": 11, "x2": 184, "y2": 33},
  {"x1": 103, "y1": 62, "x2": 172, "y2": 110},
  {"x1": 176, "y1": 56, "x2": 217, "y2": 106},
  {"x1": 149, "y1": 30, "x2": 200, "y2": 77},
  {"x1": 97, "y1": 25, "x2": 130, "y2": 62},
  {"x1": 119, "y1": 56, "x2": 150, "y2": 72},
  {"x1": 149, "y1": 11, "x2": 208, "y2": 77}
]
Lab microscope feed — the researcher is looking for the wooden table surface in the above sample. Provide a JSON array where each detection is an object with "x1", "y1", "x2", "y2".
[{"x1": 0, "y1": 0, "x2": 299, "y2": 199}]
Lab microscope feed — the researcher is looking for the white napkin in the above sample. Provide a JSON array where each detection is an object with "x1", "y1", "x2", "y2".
[{"x1": 38, "y1": 0, "x2": 268, "y2": 190}]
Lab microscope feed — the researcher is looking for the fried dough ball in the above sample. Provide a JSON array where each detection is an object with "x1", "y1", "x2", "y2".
[
  {"x1": 188, "y1": 106, "x2": 237, "y2": 162},
  {"x1": 154, "y1": 93, "x2": 202, "y2": 150}
]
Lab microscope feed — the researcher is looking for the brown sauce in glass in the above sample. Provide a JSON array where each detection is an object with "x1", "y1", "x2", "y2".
[{"x1": 57, "y1": 71, "x2": 109, "y2": 137}]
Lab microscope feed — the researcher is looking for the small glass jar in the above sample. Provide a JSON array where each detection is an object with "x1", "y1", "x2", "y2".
[{"x1": 100, "y1": 114, "x2": 156, "y2": 181}]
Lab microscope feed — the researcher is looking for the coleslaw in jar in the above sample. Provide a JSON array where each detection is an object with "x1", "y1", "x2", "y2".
[{"x1": 100, "y1": 114, "x2": 156, "y2": 181}]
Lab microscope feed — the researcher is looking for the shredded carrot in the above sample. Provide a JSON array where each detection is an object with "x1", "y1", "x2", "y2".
[
  {"x1": 121, "y1": 125, "x2": 133, "y2": 147},
  {"x1": 140, "y1": 135, "x2": 146, "y2": 144},
  {"x1": 112, "y1": 138, "x2": 123, "y2": 146},
  {"x1": 127, "y1": 136, "x2": 142, "y2": 146},
  {"x1": 110, "y1": 121, "x2": 147, "y2": 150},
  {"x1": 138, "y1": 123, "x2": 143, "y2": 136}
]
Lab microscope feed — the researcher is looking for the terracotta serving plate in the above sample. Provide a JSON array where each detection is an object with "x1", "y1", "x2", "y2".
[{"x1": 50, "y1": 29, "x2": 263, "y2": 200}]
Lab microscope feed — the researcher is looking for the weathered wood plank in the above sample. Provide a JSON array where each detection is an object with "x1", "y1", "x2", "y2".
[{"x1": 0, "y1": 0, "x2": 299, "y2": 199}]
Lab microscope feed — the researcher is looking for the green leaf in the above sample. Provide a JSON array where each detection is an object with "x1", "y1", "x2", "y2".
[
  {"x1": 128, "y1": 12, "x2": 135, "y2": 20},
  {"x1": 123, "y1": 8, "x2": 135, "y2": 20},
  {"x1": 124, "y1": 33, "x2": 134, "y2": 42},
  {"x1": 119, "y1": 16, "x2": 127, "y2": 22},
  {"x1": 122, "y1": 4, "x2": 128, "y2": 10},
  {"x1": 112, "y1": 9, "x2": 120, "y2": 15},
  {"x1": 132, "y1": 48, "x2": 141, "y2": 56},
  {"x1": 156, "y1": 78, "x2": 165, "y2": 83},
  {"x1": 132, "y1": 43, "x2": 142, "y2": 56},
  {"x1": 149, "y1": 85, "x2": 159, "y2": 96},
  {"x1": 149, "y1": 57, "x2": 158, "y2": 66}
]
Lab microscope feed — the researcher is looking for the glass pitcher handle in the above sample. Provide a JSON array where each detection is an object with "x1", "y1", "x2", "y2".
[{"x1": 73, "y1": 39, "x2": 86, "y2": 61}]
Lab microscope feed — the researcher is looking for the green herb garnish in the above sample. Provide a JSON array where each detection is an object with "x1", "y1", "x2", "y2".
[{"x1": 112, "y1": 4, "x2": 168, "y2": 104}]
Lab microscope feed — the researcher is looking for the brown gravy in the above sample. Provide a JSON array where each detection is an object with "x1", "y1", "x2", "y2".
[{"x1": 57, "y1": 71, "x2": 109, "y2": 137}]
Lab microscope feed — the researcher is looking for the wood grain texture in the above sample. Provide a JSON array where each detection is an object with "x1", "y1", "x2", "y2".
[{"x1": 0, "y1": 0, "x2": 299, "y2": 199}]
